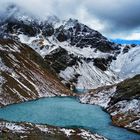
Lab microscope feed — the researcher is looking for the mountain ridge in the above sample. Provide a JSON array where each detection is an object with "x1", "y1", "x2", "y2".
[
  {"x1": 0, "y1": 39, "x2": 72, "y2": 107},
  {"x1": 0, "y1": 4, "x2": 140, "y2": 136},
  {"x1": 0, "y1": 5, "x2": 120, "y2": 90}
]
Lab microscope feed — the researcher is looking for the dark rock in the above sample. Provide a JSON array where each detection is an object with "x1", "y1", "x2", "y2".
[
  {"x1": 56, "y1": 31, "x2": 68, "y2": 42},
  {"x1": 123, "y1": 45, "x2": 130, "y2": 54},
  {"x1": 5, "y1": 20, "x2": 39, "y2": 36},
  {"x1": 42, "y1": 24, "x2": 54, "y2": 36},
  {"x1": 44, "y1": 47, "x2": 78, "y2": 73},
  {"x1": 97, "y1": 41, "x2": 114, "y2": 52},
  {"x1": 94, "y1": 58, "x2": 110, "y2": 71}
]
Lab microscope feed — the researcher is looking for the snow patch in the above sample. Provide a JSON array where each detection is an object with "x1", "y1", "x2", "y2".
[
  {"x1": 78, "y1": 129, "x2": 107, "y2": 140},
  {"x1": 0, "y1": 122, "x2": 26, "y2": 133},
  {"x1": 60, "y1": 128, "x2": 75, "y2": 136},
  {"x1": 110, "y1": 99, "x2": 140, "y2": 116},
  {"x1": 60, "y1": 61, "x2": 116, "y2": 89},
  {"x1": 80, "y1": 86, "x2": 116, "y2": 108},
  {"x1": 110, "y1": 45, "x2": 140, "y2": 80}
]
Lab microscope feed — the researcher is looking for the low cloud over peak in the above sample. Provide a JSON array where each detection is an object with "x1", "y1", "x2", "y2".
[{"x1": 1, "y1": 0, "x2": 140, "y2": 39}]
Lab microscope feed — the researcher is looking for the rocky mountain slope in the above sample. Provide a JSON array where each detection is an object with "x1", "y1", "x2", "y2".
[
  {"x1": 1, "y1": 5, "x2": 140, "y2": 90},
  {"x1": 0, "y1": 39, "x2": 71, "y2": 107},
  {"x1": 0, "y1": 4, "x2": 140, "y2": 138},
  {"x1": 0, "y1": 5, "x2": 121, "y2": 90},
  {"x1": 80, "y1": 75, "x2": 140, "y2": 133}
]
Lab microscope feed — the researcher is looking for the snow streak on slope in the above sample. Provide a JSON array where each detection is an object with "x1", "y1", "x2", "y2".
[
  {"x1": 110, "y1": 45, "x2": 140, "y2": 80},
  {"x1": 18, "y1": 33, "x2": 117, "y2": 89},
  {"x1": 60, "y1": 61, "x2": 116, "y2": 89},
  {"x1": 0, "y1": 39, "x2": 71, "y2": 107}
]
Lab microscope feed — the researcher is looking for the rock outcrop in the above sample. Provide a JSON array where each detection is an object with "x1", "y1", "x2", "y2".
[
  {"x1": 80, "y1": 75, "x2": 140, "y2": 133},
  {"x1": 0, "y1": 120, "x2": 107, "y2": 140}
]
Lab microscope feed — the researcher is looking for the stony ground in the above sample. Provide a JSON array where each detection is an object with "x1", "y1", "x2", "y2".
[
  {"x1": 79, "y1": 75, "x2": 140, "y2": 133},
  {"x1": 0, "y1": 120, "x2": 107, "y2": 140}
]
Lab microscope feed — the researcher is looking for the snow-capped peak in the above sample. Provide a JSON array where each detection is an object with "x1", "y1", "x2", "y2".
[{"x1": 0, "y1": 7, "x2": 140, "y2": 90}]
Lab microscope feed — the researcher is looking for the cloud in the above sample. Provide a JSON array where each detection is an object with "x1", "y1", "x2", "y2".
[
  {"x1": 0, "y1": 0, "x2": 140, "y2": 39},
  {"x1": 85, "y1": 1, "x2": 140, "y2": 31}
]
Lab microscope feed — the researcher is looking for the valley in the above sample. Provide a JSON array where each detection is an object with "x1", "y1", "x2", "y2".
[{"x1": 0, "y1": 4, "x2": 140, "y2": 140}]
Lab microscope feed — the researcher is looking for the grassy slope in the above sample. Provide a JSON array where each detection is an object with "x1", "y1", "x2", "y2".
[{"x1": 111, "y1": 75, "x2": 140, "y2": 104}]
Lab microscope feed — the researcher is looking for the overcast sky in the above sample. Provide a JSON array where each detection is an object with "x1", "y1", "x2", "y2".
[{"x1": 1, "y1": 0, "x2": 140, "y2": 39}]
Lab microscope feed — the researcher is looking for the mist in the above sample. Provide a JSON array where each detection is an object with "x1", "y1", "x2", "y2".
[{"x1": 0, "y1": 0, "x2": 140, "y2": 39}]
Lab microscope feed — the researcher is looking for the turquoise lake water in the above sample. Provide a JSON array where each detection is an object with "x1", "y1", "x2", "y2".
[
  {"x1": 0, "y1": 97, "x2": 139, "y2": 140},
  {"x1": 74, "y1": 88, "x2": 88, "y2": 93}
]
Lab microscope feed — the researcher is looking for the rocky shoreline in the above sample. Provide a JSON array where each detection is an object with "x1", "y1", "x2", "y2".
[
  {"x1": 0, "y1": 120, "x2": 107, "y2": 140},
  {"x1": 79, "y1": 75, "x2": 140, "y2": 134},
  {"x1": 0, "y1": 76, "x2": 140, "y2": 139}
]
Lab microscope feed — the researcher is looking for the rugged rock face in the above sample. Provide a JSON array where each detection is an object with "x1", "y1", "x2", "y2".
[
  {"x1": 0, "y1": 39, "x2": 71, "y2": 107},
  {"x1": 0, "y1": 121, "x2": 107, "y2": 140},
  {"x1": 1, "y1": 6, "x2": 139, "y2": 89},
  {"x1": 79, "y1": 75, "x2": 140, "y2": 133},
  {"x1": 0, "y1": 5, "x2": 122, "y2": 89},
  {"x1": 44, "y1": 47, "x2": 79, "y2": 73},
  {"x1": 1, "y1": 4, "x2": 140, "y2": 90}
]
